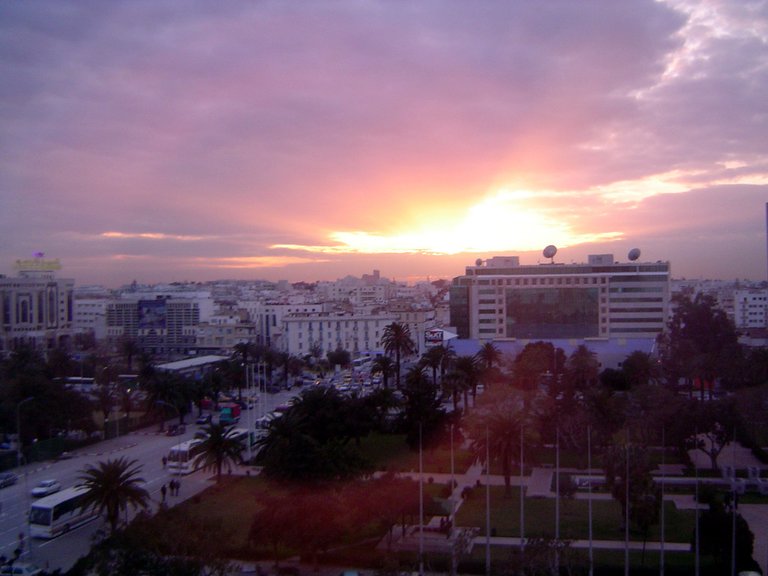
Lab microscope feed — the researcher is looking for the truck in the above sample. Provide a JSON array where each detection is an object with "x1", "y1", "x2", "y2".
[{"x1": 218, "y1": 402, "x2": 241, "y2": 425}]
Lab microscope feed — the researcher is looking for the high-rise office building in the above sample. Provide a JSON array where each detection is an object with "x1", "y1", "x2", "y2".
[{"x1": 450, "y1": 252, "x2": 670, "y2": 342}]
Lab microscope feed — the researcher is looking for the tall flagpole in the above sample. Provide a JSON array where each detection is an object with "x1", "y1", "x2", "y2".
[
  {"x1": 660, "y1": 427, "x2": 665, "y2": 576},
  {"x1": 731, "y1": 431, "x2": 737, "y2": 576},
  {"x1": 695, "y1": 428, "x2": 700, "y2": 576},
  {"x1": 419, "y1": 422, "x2": 424, "y2": 576},
  {"x1": 520, "y1": 423, "x2": 525, "y2": 559},
  {"x1": 555, "y1": 425, "x2": 560, "y2": 571},
  {"x1": 486, "y1": 425, "x2": 491, "y2": 576},
  {"x1": 625, "y1": 430, "x2": 630, "y2": 576},
  {"x1": 588, "y1": 425, "x2": 593, "y2": 576}
]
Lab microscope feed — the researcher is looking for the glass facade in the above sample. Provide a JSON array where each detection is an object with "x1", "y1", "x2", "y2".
[{"x1": 505, "y1": 287, "x2": 599, "y2": 338}]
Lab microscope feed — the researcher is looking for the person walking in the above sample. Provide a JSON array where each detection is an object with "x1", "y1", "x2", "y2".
[{"x1": 161, "y1": 483, "x2": 167, "y2": 502}]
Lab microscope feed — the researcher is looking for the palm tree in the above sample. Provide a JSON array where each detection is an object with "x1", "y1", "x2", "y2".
[
  {"x1": 421, "y1": 345, "x2": 446, "y2": 386},
  {"x1": 476, "y1": 342, "x2": 501, "y2": 371},
  {"x1": 381, "y1": 322, "x2": 415, "y2": 389},
  {"x1": 77, "y1": 456, "x2": 150, "y2": 534},
  {"x1": 454, "y1": 354, "x2": 481, "y2": 409},
  {"x1": 371, "y1": 355, "x2": 395, "y2": 389},
  {"x1": 196, "y1": 422, "x2": 245, "y2": 483}
]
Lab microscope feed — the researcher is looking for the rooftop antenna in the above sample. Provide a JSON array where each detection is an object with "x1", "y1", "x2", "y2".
[{"x1": 543, "y1": 245, "x2": 557, "y2": 264}]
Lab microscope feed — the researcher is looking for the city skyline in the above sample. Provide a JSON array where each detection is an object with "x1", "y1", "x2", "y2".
[{"x1": 1, "y1": 1, "x2": 767, "y2": 287}]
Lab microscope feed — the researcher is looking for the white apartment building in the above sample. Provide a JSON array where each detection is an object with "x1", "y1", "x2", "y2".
[
  {"x1": 73, "y1": 298, "x2": 109, "y2": 340},
  {"x1": 733, "y1": 288, "x2": 768, "y2": 329},
  {"x1": 282, "y1": 311, "x2": 398, "y2": 358}
]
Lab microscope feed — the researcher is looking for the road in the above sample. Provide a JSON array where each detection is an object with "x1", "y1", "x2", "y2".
[{"x1": 0, "y1": 387, "x2": 297, "y2": 573}]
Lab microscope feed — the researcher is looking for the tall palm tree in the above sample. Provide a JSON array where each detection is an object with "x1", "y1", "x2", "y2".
[
  {"x1": 77, "y1": 456, "x2": 150, "y2": 534},
  {"x1": 371, "y1": 355, "x2": 395, "y2": 389},
  {"x1": 421, "y1": 345, "x2": 446, "y2": 386},
  {"x1": 454, "y1": 354, "x2": 481, "y2": 409},
  {"x1": 196, "y1": 422, "x2": 245, "y2": 483},
  {"x1": 476, "y1": 342, "x2": 501, "y2": 371},
  {"x1": 381, "y1": 322, "x2": 415, "y2": 389}
]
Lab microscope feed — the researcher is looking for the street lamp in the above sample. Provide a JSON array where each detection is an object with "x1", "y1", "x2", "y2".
[{"x1": 16, "y1": 397, "x2": 34, "y2": 469}]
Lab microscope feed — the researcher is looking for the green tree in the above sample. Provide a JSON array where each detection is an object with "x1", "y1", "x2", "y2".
[
  {"x1": 399, "y1": 364, "x2": 445, "y2": 449},
  {"x1": 621, "y1": 350, "x2": 660, "y2": 388},
  {"x1": 513, "y1": 341, "x2": 556, "y2": 391},
  {"x1": 196, "y1": 422, "x2": 245, "y2": 482},
  {"x1": 453, "y1": 354, "x2": 481, "y2": 409},
  {"x1": 77, "y1": 457, "x2": 150, "y2": 535},
  {"x1": 372, "y1": 355, "x2": 396, "y2": 389},
  {"x1": 469, "y1": 388, "x2": 538, "y2": 495},
  {"x1": 382, "y1": 322, "x2": 416, "y2": 389},
  {"x1": 660, "y1": 292, "x2": 739, "y2": 398},
  {"x1": 561, "y1": 344, "x2": 599, "y2": 408}
]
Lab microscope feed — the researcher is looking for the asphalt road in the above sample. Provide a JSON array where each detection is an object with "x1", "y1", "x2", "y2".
[{"x1": 0, "y1": 386, "x2": 298, "y2": 573}]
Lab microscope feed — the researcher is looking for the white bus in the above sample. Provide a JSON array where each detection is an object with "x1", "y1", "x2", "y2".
[
  {"x1": 167, "y1": 438, "x2": 205, "y2": 474},
  {"x1": 29, "y1": 486, "x2": 98, "y2": 539}
]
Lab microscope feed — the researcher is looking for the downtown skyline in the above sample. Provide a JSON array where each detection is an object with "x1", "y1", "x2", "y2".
[{"x1": 1, "y1": 1, "x2": 767, "y2": 287}]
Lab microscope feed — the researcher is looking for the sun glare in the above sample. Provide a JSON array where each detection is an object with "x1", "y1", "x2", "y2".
[{"x1": 273, "y1": 188, "x2": 622, "y2": 255}]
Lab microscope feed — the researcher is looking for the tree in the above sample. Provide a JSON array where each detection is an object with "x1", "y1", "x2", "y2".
[
  {"x1": 421, "y1": 345, "x2": 448, "y2": 386},
  {"x1": 77, "y1": 457, "x2": 150, "y2": 535},
  {"x1": 561, "y1": 345, "x2": 599, "y2": 407},
  {"x1": 699, "y1": 497, "x2": 758, "y2": 572},
  {"x1": 382, "y1": 322, "x2": 416, "y2": 388},
  {"x1": 687, "y1": 398, "x2": 739, "y2": 471},
  {"x1": 453, "y1": 354, "x2": 481, "y2": 409},
  {"x1": 469, "y1": 388, "x2": 538, "y2": 495},
  {"x1": 196, "y1": 422, "x2": 245, "y2": 482},
  {"x1": 603, "y1": 439, "x2": 655, "y2": 531},
  {"x1": 118, "y1": 338, "x2": 139, "y2": 373},
  {"x1": 621, "y1": 350, "x2": 660, "y2": 388},
  {"x1": 327, "y1": 346, "x2": 351, "y2": 369},
  {"x1": 660, "y1": 292, "x2": 739, "y2": 398},
  {"x1": 513, "y1": 341, "x2": 556, "y2": 391},
  {"x1": 475, "y1": 342, "x2": 504, "y2": 392},
  {"x1": 399, "y1": 365, "x2": 446, "y2": 450},
  {"x1": 372, "y1": 355, "x2": 396, "y2": 389}
]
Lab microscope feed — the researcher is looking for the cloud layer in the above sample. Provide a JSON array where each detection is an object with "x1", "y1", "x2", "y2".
[{"x1": 1, "y1": 0, "x2": 766, "y2": 285}]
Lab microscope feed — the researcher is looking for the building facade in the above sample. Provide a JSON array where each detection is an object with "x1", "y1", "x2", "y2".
[
  {"x1": 450, "y1": 253, "x2": 670, "y2": 342},
  {"x1": 0, "y1": 258, "x2": 74, "y2": 356}
]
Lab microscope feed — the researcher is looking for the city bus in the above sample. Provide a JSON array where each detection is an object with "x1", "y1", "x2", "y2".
[
  {"x1": 167, "y1": 438, "x2": 205, "y2": 474},
  {"x1": 28, "y1": 486, "x2": 98, "y2": 539}
]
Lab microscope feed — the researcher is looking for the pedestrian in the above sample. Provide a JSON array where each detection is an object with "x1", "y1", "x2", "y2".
[
  {"x1": 162, "y1": 456, "x2": 167, "y2": 468},
  {"x1": 175, "y1": 478, "x2": 181, "y2": 496},
  {"x1": 161, "y1": 483, "x2": 167, "y2": 502},
  {"x1": 171, "y1": 479, "x2": 178, "y2": 496}
]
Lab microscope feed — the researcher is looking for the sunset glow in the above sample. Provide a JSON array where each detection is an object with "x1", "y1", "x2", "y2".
[{"x1": 1, "y1": 1, "x2": 766, "y2": 285}]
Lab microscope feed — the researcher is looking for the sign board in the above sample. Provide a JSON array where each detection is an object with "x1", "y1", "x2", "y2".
[
  {"x1": 14, "y1": 258, "x2": 61, "y2": 271},
  {"x1": 425, "y1": 329, "x2": 444, "y2": 345}
]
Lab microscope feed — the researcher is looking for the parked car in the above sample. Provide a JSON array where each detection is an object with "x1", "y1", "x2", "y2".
[
  {"x1": 31, "y1": 479, "x2": 61, "y2": 498},
  {"x1": 0, "y1": 471, "x2": 18, "y2": 488},
  {"x1": 0, "y1": 562, "x2": 43, "y2": 576}
]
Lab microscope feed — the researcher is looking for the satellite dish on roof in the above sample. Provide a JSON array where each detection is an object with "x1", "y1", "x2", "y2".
[
  {"x1": 475, "y1": 258, "x2": 484, "y2": 267},
  {"x1": 543, "y1": 245, "x2": 557, "y2": 262},
  {"x1": 628, "y1": 248, "x2": 641, "y2": 261}
]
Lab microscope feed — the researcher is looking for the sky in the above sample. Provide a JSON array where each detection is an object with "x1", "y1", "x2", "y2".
[{"x1": 1, "y1": 0, "x2": 767, "y2": 287}]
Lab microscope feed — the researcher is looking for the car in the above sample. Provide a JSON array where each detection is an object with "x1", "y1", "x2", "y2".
[
  {"x1": 195, "y1": 414, "x2": 212, "y2": 425},
  {"x1": 31, "y1": 479, "x2": 61, "y2": 497},
  {"x1": 0, "y1": 563, "x2": 42, "y2": 576},
  {"x1": 0, "y1": 471, "x2": 18, "y2": 488}
]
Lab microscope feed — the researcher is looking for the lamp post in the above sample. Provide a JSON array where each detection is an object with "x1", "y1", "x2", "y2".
[{"x1": 16, "y1": 397, "x2": 34, "y2": 469}]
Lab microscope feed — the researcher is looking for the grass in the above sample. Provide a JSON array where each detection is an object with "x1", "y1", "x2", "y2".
[
  {"x1": 359, "y1": 432, "x2": 475, "y2": 474},
  {"x1": 455, "y1": 486, "x2": 696, "y2": 542}
]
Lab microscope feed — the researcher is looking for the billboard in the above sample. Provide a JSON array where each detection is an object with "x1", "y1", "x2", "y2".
[
  {"x1": 138, "y1": 300, "x2": 167, "y2": 329},
  {"x1": 425, "y1": 329, "x2": 444, "y2": 345}
]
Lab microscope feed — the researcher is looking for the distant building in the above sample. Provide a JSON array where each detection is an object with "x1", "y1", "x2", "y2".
[
  {"x1": 106, "y1": 297, "x2": 201, "y2": 359},
  {"x1": 450, "y1": 253, "x2": 671, "y2": 342},
  {"x1": 0, "y1": 257, "x2": 74, "y2": 356},
  {"x1": 733, "y1": 288, "x2": 768, "y2": 329}
]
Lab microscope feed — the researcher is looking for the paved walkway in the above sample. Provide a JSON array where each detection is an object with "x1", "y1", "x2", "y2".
[{"x1": 384, "y1": 442, "x2": 768, "y2": 574}]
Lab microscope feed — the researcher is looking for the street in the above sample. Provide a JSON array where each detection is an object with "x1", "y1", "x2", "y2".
[{"x1": 0, "y1": 387, "x2": 298, "y2": 573}]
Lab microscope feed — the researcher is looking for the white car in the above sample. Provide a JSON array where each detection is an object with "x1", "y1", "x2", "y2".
[{"x1": 30, "y1": 479, "x2": 61, "y2": 498}]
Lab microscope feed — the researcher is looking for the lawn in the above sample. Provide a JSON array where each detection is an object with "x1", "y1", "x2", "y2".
[
  {"x1": 454, "y1": 486, "x2": 696, "y2": 542},
  {"x1": 360, "y1": 432, "x2": 475, "y2": 475}
]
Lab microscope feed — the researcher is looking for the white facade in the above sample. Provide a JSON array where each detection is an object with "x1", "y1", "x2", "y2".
[
  {"x1": 282, "y1": 311, "x2": 398, "y2": 357},
  {"x1": 73, "y1": 298, "x2": 108, "y2": 340},
  {"x1": 733, "y1": 289, "x2": 768, "y2": 329},
  {"x1": 0, "y1": 262, "x2": 74, "y2": 356}
]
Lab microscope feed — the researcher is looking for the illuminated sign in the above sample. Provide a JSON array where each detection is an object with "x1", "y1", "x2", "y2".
[{"x1": 14, "y1": 258, "x2": 61, "y2": 271}]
